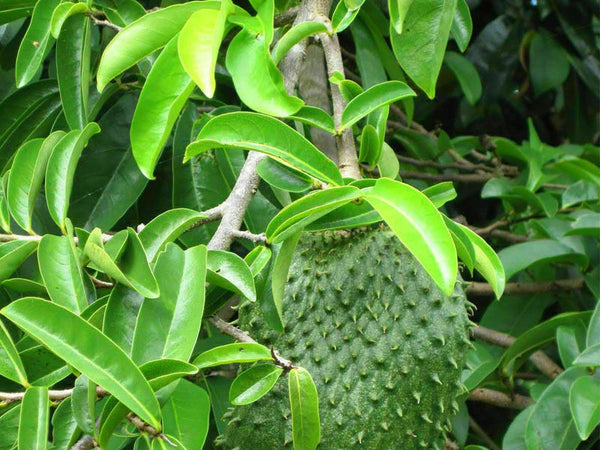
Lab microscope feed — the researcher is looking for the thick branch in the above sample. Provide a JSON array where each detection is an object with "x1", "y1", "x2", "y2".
[
  {"x1": 468, "y1": 388, "x2": 533, "y2": 410},
  {"x1": 467, "y1": 278, "x2": 585, "y2": 296}
]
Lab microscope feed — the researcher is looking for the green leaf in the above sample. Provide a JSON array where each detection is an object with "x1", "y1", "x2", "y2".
[
  {"x1": 498, "y1": 240, "x2": 588, "y2": 281},
  {"x1": 551, "y1": 157, "x2": 600, "y2": 187},
  {"x1": 565, "y1": 213, "x2": 600, "y2": 238},
  {"x1": 1, "y1": 297, "x2": 162, "y2": 430},
  {"x1": 272, "y1": 21, "x2": 328, "y2": 64},
  {"x1": 15, "y1": 0, "x2": 61, "y2": 88},
  {"x1": 423, "y1": 182, "x2": 457, "y2": 208},
  {"x1": 51, "y1": 398, "x2": 80, "y2": 450},
  {"x1": 178, "y1": 2, "x2": 229, "y2": 98},
  {"x1": 268, "y1": 232, "x2": 301, "y2": 332},
  {"x1": 331, "y1": 1, "x2": 360, "y2": 33},
  {"x1": 163, "y1": 380, "x2": 211, "y2": 450},
  {"x1": 340, "y1": 81, "x2": 415, "y2": 130},
  {"x1": 442, "y1": 217, "x2": 475, "y2": 273},
  {"x1": 138, "y1": 208, "x2": 206, "y2": 263},
  {"x1": 186, "y1": 112, "x2": 343, "y2": 186},
  {"x1": 45, "y1": 123, "x2": 101, "y2": 232},
  {"x1": 573, "y1": 344, "x2": 600, "y2": 367},
  {"x1": 38, "y1": 234, "x2": 89, "y2": 314},
  {"x1": 501, "y1": 312, "x2": 593, "y2": 373},
  {"x1": 207, "y1": 250, "x2": 256, "y2": 302},
  {"x1": 450, "y1": 0, "x2": 472, "y2": 52},
  {"x1": 226, "y1": 28, "x2": 304, "y2": 117},
  {"x1": 103, "y1": 285, "x2": 143, "y2": 354},
  {"x1": 131, "y1": 36, "x2": 195, "y2": 180},
  {"x1": 530, "y1": 32, "x2": 570, "y2": 97},
  {"x1": 358, "y1": 124, "x2": 381, "y2": 168},
  {"x1": 444, "y1": 51, "x2": 481, "y2": 105},
  {"x1": 229, "y1": 364, "x2": 283, "y2": 405},
  {"x1": 288, "y1": 106, "x2": 335, "y2": 134},
  {"x1": 71, "y1": 375, "x2": 95, "y2": 435},
  {"x1": 0, "y1": 173, "x2": 10, "y2": 233},
  {"x1": 289, "y1": 367, "x2": 320, "y2": 450},
  {"x1": 453, "y1": 222, "x2": 505, "y2": 298},
  {"x1": 389, "y1": 0, "x2": 414, "y2": 34},
  {"x1": 556, "y1": 323, "x2": 587, "y2": 368},
  {"x1": 56, "y1": 14, "x2": 91, "y2": 130},
  {"x1": 7, "y1": 132, "x2": 64, "y2": 233},
  {"x1": 245, "y1": 245, "x2": 272, "y2": 277},
  {"x1": 570, "y1": 376, "x2": 600, "y2": 440},
  {"x1": 19, "y1": 386, "x2": 49, "y2": 450},
  {"x1": 131, "y1": 244, "x2": 207, "y2": 364},
  {"x1": 526, "y1": 367, "x2": 587, "y2": 449},
  {"x1": 364, "y1": 178, "x2": 457, "y2": 294},
  {"x1": 257, "y1": 158, "x2": 314, "y2": 193},
  {"x1": 390, "y1": 0, "x2": 458, "y2": 98},
  {"x1": 588, "y1": 300, "x2": 600, "y2": 347},
  {"x1": 193, "y1": 343, "x2": 273, "y2": 369},
  {"x1": 0, "y1": 240, "x2": 38, "y2": 282},
  {"x1": 0, "y1": 318, "x2": 28, "y2": 386},
  {"x1": 461, "y1": 344, "x2": 499, "y2": 391},
  {"x1": 266, "y1": 186, "x2": 363, "y2": 244},
  {"x1": 96, "y1": 1, "x2": 220, "y2": 91},
  {"x1": 377, "y1": 141, "x2": 400, "y2": 179},
  {"x1": 84, "y1": 228, "x2": 160, "y2": 299},
  {"x1": 49, "y1": 1, "x2": 90, "y2": 38}
]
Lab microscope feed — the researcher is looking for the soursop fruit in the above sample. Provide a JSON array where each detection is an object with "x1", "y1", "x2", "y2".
[{"x1": 220, "y1": 227, "x2": 472, "y2": 449}]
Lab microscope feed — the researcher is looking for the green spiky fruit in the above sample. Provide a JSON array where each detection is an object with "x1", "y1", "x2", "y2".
[{"x1": 220, "y1": 228, "x2": 471, "y2": 449}]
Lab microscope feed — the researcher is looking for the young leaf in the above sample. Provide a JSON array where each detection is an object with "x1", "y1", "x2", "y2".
[
  {"x1": 272, "y1": 21, "x2": 328, "y2": 64},
  {"x1": 229, "y1": 364, "x2": 283, "y2": 405},
  {"x1": 131, "y1": 36, "x2": 195, "y2": 180},
  {"x1": 15, "y1": 0, "x2": 61, "y2": 88},
  {"x1": 19, "y1": 386, "x2": 49, "y2": 450},
  {"x1": 178, "y1": 2, "x2": 229, "y2": 98},
  {"x1": 84, "y1": 228, "x2": 160, "y2": 299},
  {"x1": 1, "y1": 297, "x2": 162, "y2": 430},
  {"x1": 38, "y1": 234, "x2": 89, "y2": 314},
  {"x1": 332, "y1": 1, "x2": 360, "y2": 33},
  {"x1": 389, "y1": 0, "x2": 414, "y2": 34},
  {"x1": 226, "y1": 28, "x2": 304, "y2": 117},
  {"x1": 423, "y1": 182, "x2": 457, "y2": 208},
  {"x1": 50, "y1": 2, "x2": 90, "y2": 38},
  {"x1": 207, "y1": 250, "x2": 256, "y2": 302},
  {"x1": 358, "y1": 124, "x2": 381, "y2": 167},
  {"x1": 131, "y1": 244, "x2": 207, "y2": 364},
  {"x1": 390, "y1": 0, "x2": 458, "y2": 98},
  {"x1": 364, "y1": 178, "x2": 457, "y2": 295},
  {"x1": 186, "y1": 112, "x2": 344, "y2": 186},
  {"x1": 266, "y1": 186, "x2": 363, "y2": 243},
  {"x1": 444, "y1": 51, "x2": 482, "y2": 105},
  {"x1": 450, "y1": 0, "x2": 472, "y2": 52},
  {"x1": 45, "y1": 123, "x2": 101, "y2": 232},
  {"x1": 289, "y1": 367, "x2": 321, "y2": 450},
  {"x1": 0, "y1": 318, "x2": 28, "y2": 386},
  {"x1": 193, "y1": 343, "x2": 273, "y2": 369},
  {"x1": 7, "y1": 132, "x2": 64, "y2": 233},
  {"x1": 138, "y1": 208, "x2": 206, "y2": 262},
  {"x1": 96, "y1": 1, "x2": 220, "y2": 91},
  {"x1": 442, "y1": 217, "x2": 476, "y2": 274},
  {"x1": 245, "y1": 245, "x2": 272, "y2": 276},
  {"x1": 0, "y1": 241, "x2": 39, "y2": 282},
  {"x1": 56, "y1": 14, "x2": 91, "y2": 130},
  {"x1": 570, "y1": 376, "x2": 600, "y2": 440},
  {"x1": 340, "y1": 81, "x2": 415, "y2": 130}
]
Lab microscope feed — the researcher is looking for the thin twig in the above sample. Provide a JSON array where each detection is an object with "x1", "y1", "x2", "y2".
[
  {"x1": 467, "y1": 278, "x2": 585, "y2": 296},
  {"x1": 87, "y1": 14, "x2": 122, "y2": 32},
  {"x1": 230, "y1": 229, "x2": 267, "y2": 244},
  {"x1": 0, "y1": 386, "x2": 108, "y2": 403},
  {"x1": 70, "y1": 435, "x2": 96, "y2": 450},
  {"x1": 468, "y1": 388, "x2": 533, "y2": 410}
]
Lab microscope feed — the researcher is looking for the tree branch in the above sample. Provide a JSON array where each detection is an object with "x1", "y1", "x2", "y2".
[
  {"x1": 468, "y1": 388, "x2": 533, "y2": 410},
  {"x1": 0, "y1": 386, "x2": 108, "y2": 403},
  {"x1": 467, "y1": 278, "x2": 585, "y2": 296}
]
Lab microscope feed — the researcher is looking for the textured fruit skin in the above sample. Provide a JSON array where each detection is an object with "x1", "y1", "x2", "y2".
[{"x1": 220, "y1": 228, "x2": 471, "y2": 449}]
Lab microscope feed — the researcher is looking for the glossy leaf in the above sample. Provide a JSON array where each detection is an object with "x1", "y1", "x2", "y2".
[
  {"x1": 377, "y1": 141, "x2": 400, "y2": 179},
  {"x1": 186, "y1": 112, "x2": 343, "y2": 186},
  {"x1": 289, "y1": 367, "x2": 320, "y2": 450},
  {"x1": 390, "y1": 0, "x2": 458, "y2": 98},
  {"x1": 573, "y1": 344, "x2": 600, "y2": 366},
  {"x1": 331, "y1": 0, "x2": 360, "y2": 32},
  {"x1": 50, "y1": 2, "x2": 90, "y2": 38},
  {"x1": 45, "y1": 123, "x2": 101, "y2": 232},
  {"x1": 423, "y1": 182, "x2": 457, "y2": 208},
  {"x1": 226, "y1": 28, "x2": 303, "y2": 117},
  {"x1": 56, "y1": 14, "x2": 91, "y2": 130},
  {"x1": 163, "y1": 380, "x2": 211, "y2": 450},
  {"x1": 96, "y1": 1, "x2": 219, "y2": 91},
  {"x1": 103, "y1": 285, "x2": 144, "y2": 354},
  {"x1": 588, "y1": 301, "x2": 600, "y2": 347},
  {"x1": 0, "y1": 240, "x2": 38, "y2": 282},
  {"x1": 207, "y1": 250, "x2": 256, "y2": 302},
  {"x1": 229, "y1": 364, "x2": 283, "y2": 405},
  {"x1": 131, "y1": 244, "x2": 207, "y2": 364},
  {"x1": 526, "y1": 367, "x2": 587, "y2": 450},
  {"x1": 193, "y1": 343, "x2": 273, "y2": 369},
  {"x1": 0, "y1": 405, "x2": 20, "y2": 449},
  {"x1": 570, "y1": 376, "x2": 600, "y2": 440},
  {"x1": 38, "y1": 234, "x2": 89, "y2": 314},
  {"x1": 0, "y1": 173, "x2": 10, "y2": 233},
  {"x1": 364, "y1": 178, "x2": 457, "y2": 294},
  {"x1": 565, "y1": 213, "x2": 600, "y2": 238},
  {"x1": 257, "y1": 158, "x2": 313, "y2": 193},
  {"x1": 178, "y1": 2, "x2": 228, "y2": 98},
  {"x1": 131, "y1": 36, "x2": 195, "y2": 180},
  {"x1": 444, "y1": 51, "x2": 482, "y2": 105},
  {"x1": 288, "y1": 106, "x2": 335, "y2": 134},
  {"x1": 15, "y1": 0, "x2": 61, "y2": 88},
  {"x1": 340, "y1": 81, "x2": 415, "y2": 130},
  {"x1": 1, "y1": 297, "x2": 162, "y2": 430},
  {"x1": 7, "y1": 132, "x2": 64, "y2": 233},
  {"x1": 530, "y1": 32, "x2": 570, "y2": 97},
  {"x1": 358, "y1": 124, "x2": 381, "y2": 167},
  {"x1": 0, "y1": 318, "x2": 28, "y2": 386},
  {"x1": 266, "y1": 186, "x2": 362, "y2": 243},
  {"x1": 305, "y1": 198, "x2": 381, "y2": 232},
  {"x1": 556, "y1": 323, "x2": 587, "y2": 368},
  {"x1": 84, "y1": 228, "x2": 159, "y2": 299},
  {"x1": 71, "y1": 375, "x2": 95, "y2": 435},
  {"x1": 272, "y1": 21, "x2": 328, "y2": 64},
  {"x1": 450, "y1": 0, "x2": 472, "y2": 52},
  {"x1": 19, "y1": 386, "x2": 49, "y2": 450},
  {"x1": 138, "y1": 208, "x2": 206, "y2": 262},
  {"x1": 389, "y1": 0, "x2": 414, "y2": 34},
  {"x1": 245, "y1": 245, "x2": 272, "y2": 277},
  {"x1": 51, "y1": 398, "x2": 80, "y2": 450}
]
